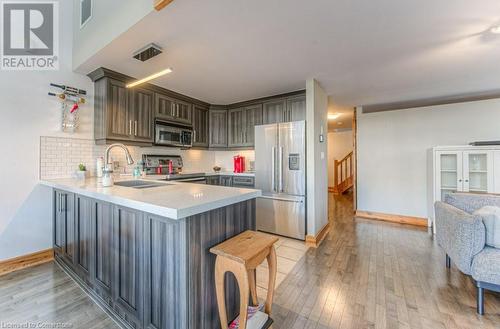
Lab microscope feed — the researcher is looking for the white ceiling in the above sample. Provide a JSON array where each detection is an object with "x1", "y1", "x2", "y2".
[{"x1": 77, "y1": 0, "x2": 500, "y2": 106}]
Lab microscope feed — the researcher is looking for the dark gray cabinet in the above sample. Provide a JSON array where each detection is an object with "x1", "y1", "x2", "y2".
[
  {"x1": 92, "y1": 200, "x2": 114, "y2": 306},
  {"x1": 131, "y1": 87, "x2": 154, "y2": 142},
  {"x1": 232, "y1": 176, "x2": 255, "y2": 188},
  {"x1": 263, "y1": 98, "x2": 286, "y2": 125},
  {"x1": 155, "y1": 93, "x2": 192, "y2": 125},
  {"x1": 192, "y1": 104, "x2": 209, "y2": 147},
  {"x1": 209, "y1": 109, "x2": 228, "y2": 148},
  {"x1": 228, "y1": 104, "x2": 262, "y2": 147},
  {"x1": 54, "y1": 189, "x2": 75, "y2": 269},
  {"x1": 93, "y1": 77, "x2": 154, "y2": 145},
  {"x1": 112, "y1": 205, "x2": 144, "y2": 328},
  {"x1": 74, "y1": 195, "x2": 93, "y2": 283},
  {"x1": 206, "y1": 175, "x2": 220, "y2": 185},
  {"x1": 286, "y1": 95, "x2": 306, "y2": 122},
  {"x1": 263, "y1": 95, "x2": 306, "y2": 124},
  {"x1": 220, "y1": 175, "x2": 233, "y2": 186}
]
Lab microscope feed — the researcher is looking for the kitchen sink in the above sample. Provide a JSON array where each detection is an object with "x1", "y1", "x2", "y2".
[{"x1": 114, "y1": 180, "x2": 170, "y2": 189}]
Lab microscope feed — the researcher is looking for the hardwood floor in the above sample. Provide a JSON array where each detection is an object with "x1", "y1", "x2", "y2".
[
  {"x1": 271, "y1": 192, "x2": 500, "y2": 328},
  {"x1": 0, "y1": 192, "x2": 499, "y2": 328}
]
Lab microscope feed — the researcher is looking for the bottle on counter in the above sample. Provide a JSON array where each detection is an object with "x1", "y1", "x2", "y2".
[{"x1": 102, "y1": 165, "x2": 114, "y2": 187}]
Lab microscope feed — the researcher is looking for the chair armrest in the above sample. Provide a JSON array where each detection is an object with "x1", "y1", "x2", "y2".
[{"x1": 434, "y1": 201, "x2": 486, "y2": 274}]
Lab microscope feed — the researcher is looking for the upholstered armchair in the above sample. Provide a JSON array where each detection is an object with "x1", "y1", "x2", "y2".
[{"x1": 434, "y1": 193, "x2": 500, "y2": 315}]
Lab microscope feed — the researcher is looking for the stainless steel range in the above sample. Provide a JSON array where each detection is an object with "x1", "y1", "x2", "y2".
[{"x1": 142, "y1": 154, "x2": 206, "y2": 183}]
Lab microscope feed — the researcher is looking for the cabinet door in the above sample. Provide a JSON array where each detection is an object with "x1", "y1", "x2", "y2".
[
  {"x1": 54, "y1": 190, "x2": 75, "y2": 267},
  {"x1": 243, "y1": 104, "x2": 263, "y2": 146},
  {"x1": 435, "y1": 151, "x2": 463, "y2": 202},
  {"x1": 263, "y1": 99, "x2": 286, "y2": 124},
  {"x1": 206, "y1": 175, "x2": 220, "y2": 185},
  {"x1": 287, "y1": 95, "x2": 306, "y2": 122},
  {"x1": 107, "y1": 79, "x2": 131, "y2": 140},
  {"x1": 54, "y1": 190, "x2": 66, "y2": 258},
  {"x1": 92, "y1": 200, "x2": 114, "y2": 305},
  {"x1": 130, "y1": 88, "x2": 154, "y2": 143},
  {"x1": 75, "y1": 195, "x2": 93, "y2": 282},
  {"x1": 209, "y1": 110, "x2": 228, "y2": 147},
  {"x1": 175, "y1": 100, "x2": 192, "y2": 125},
  {"x1": 155, "y1": 93, "x2": 177, "y2": 122},
  {"x1": 112, "y1": 206, "x2": 143, "y2": 328},
  {"x1": 463, "y1": 151, "x2": 494, "y2": 193},
  {"x1": 220, "y1": 176, "x2": 233, "y2": 186},
  {"x1": 228, "y1": 108, "x2": 245, "y2": 147},
  {"x1": 192, "y1": 105, "x2": 209, "y2": 147}
]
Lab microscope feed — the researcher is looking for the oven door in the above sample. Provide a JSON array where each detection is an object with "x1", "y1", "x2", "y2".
[{"x1": 155, "y1": 124, "x2": 184, "y2": 147}]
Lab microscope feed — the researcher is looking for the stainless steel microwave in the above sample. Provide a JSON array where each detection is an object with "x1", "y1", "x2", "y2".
[{"x1": 155, "y1": 121, "x2": 193, "y2": 147}]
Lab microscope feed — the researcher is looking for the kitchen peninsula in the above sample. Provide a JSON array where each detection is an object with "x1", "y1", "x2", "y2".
[{"x1": 40, "y1": 177, "x2": 261, "y2": 329}]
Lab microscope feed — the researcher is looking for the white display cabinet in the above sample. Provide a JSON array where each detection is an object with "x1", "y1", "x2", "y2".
[{"x1": 428, "y1": 146, "x2": 499, "y2": 232}]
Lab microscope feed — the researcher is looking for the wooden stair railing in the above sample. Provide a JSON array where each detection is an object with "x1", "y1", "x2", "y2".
[{"x1": 333, "y1": 151, "x2": 354, "y2": 194}]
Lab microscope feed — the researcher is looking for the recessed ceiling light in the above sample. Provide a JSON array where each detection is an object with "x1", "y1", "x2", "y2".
[
  {"x1": 126, "y1": 68, "x2": 173, "y2": 88},
  {"x1": 328, "y1": 113, "x2": 341, "y2": 120},
  {"x1": 490, "y1": 25, "x2": 500, "y2": 34},
  {"x1": 337, "y1": 122, "x2": 343, "y2": 125}
]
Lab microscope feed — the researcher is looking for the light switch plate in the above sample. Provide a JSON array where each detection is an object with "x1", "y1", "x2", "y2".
[{"x1": 320, "y1": 152, "x2": 325, "y2": 159}]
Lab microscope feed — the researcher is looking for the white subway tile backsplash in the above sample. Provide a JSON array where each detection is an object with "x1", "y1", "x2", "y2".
[{"x1": 40, "y1": 136, "x2": 221, "y2": 180}]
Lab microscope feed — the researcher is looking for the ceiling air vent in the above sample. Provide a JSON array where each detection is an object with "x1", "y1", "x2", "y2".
[
  {"x1": 80, "y1": 0, "x2": 92, "y2": 28},
  {"x1": 133, "y1": 43, "x2": 163, "y2": 62}
]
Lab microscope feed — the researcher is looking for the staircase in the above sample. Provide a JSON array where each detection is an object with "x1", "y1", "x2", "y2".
[{"x1": 333, "y1": 151, "x2": 354, "y2": 194}]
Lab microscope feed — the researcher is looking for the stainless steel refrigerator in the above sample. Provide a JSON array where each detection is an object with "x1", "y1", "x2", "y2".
[{"x1": 255, "y1": 120, "x2": 306, "y2": 240}]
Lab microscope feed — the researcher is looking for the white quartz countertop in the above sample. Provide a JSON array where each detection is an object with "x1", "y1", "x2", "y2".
[{"x1": 40, "y1": 177, "x2": 261, "y2": 220}]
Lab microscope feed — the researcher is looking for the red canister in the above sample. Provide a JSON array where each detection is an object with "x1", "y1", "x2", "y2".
[{"x1": 233, "y1": 156, "x2": 245, "y2": 173}]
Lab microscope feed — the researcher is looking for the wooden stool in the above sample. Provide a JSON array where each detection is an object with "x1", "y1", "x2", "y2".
[{"x1": 210, "y1": 230, "x2": 279, "y2": 329}]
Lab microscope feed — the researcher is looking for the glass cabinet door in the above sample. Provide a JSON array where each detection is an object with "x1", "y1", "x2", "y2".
[
  {"x1": 463, "y1": 151, "x2": 493, "y2": 193},
  {"x1": 437, "y1": 152, "x2": 462, "y2": 201}
]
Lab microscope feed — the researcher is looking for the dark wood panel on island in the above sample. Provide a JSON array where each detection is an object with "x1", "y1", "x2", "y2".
[{"x1": 52, "y1": 188, "x2": 256, "y2": 329}]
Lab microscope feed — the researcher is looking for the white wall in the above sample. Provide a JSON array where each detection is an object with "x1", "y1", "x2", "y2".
[
  {"x1": 306, "y1": 79, "x2": 329, "y2": 236},
  {"x1": 327, "y1": 130, "x2": 353, "y2": 187},
  {"x1": 357, "y1": 98, "x2": 500, "y2": 219},
  {"x1": 72, "y1": 0, "x2": 152, "y2": 71},
  {"x1": 0, "y1": 1, "x2": 94, "y2": 260}
]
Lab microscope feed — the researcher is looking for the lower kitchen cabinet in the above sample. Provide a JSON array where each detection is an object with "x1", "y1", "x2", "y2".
[
  {"x1": 52, "y1": 189, "x2": 255, "y2": 329},
  {"x1": 220, "y1": 175, "x2": 233, "y2": 186},
  {"x1": 112, "y1": 205, "x2": 144, "y2": 328},
  {"x1": 74, "y1": 195, "x2": 93, "y2": 284},
  {"x1": 92, "y1": 200, "x2": 114, "y2": 305},
  {"x1": 54, "y1": 189, "x2": 75, "y2": 269},
  {"x1": 206, "y1": 175, "x2": 220, "y2": 185},
  {"x1": 232, "y1": 176, "x2": 255, "y2": 188}
]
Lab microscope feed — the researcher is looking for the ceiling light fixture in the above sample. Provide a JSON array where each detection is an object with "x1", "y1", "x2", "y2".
[
  {"x1": 126, "y1": 68, "x2": 173, "y2": 88},
  {"x1": 328, "y1": 113, "x2": 341, "y2": 120},
  {"x1": 490, "y1": 25, "x2": 500, "y2": 34}
]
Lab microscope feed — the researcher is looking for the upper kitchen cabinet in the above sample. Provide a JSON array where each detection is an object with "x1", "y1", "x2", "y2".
[
  {"x1": 228, "y1": 105, "x2": 262, "y2": 147},
  {"x1": 192, "y1": 104, "x2": 209, "y2": 148},
  {"x1": 155, "y1": 93, "x2": 192, "y2": 125},
  {"x1": 209, "y1": 108, "x2": 228, "y2": 148},
  {"x1": 286, "y1": 95, "x2": 306, "y2": 121},
  {"x1": 88, "y1": 68, "x2": 209, "y2": 146},
  {"x1": 262, "y1": 93, "x2": 306, "y2": 124},
  {"x1": 89, "y1": 70, "x2": 153, "y2": 146}
]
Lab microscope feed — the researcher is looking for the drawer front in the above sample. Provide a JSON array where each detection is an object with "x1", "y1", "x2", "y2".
[{"x1": 232, "y1": 176, "x2": 255, "y2": 187}]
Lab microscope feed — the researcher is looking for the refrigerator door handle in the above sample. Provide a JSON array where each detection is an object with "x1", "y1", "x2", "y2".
[
  {"x1": 279, "y1": 146, "x2": 284, "y2": 192},
  {"x1": 271, "y1": 146, "x2": 276, "y2": 192}
]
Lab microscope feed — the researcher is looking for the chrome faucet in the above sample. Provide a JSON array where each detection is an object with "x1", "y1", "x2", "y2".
[{"x1": 104, "y1": 143, "x2": 134, "y2": 169}]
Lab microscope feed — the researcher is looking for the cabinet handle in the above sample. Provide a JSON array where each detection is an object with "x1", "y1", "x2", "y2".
[
  {"x1": 129, "y1": 120, "x2": 133, "y2": 135},
  {"x1": 134, "y1": 120, "x2": 138, "y2": 136},
  {"x1": 465, "y1": 179, "x2": 469, "y2": 183},
  {"x1": 58, "y1": 194, "x2": 61, "y2": 213}
]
